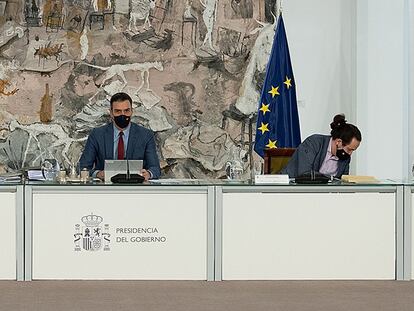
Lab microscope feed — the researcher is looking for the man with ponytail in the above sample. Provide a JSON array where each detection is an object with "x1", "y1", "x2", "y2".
[{"x1": 281, "y1": 114, "x2": 361, "y2": 178}]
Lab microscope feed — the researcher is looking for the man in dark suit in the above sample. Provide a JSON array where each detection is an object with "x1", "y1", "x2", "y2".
[
  {"x1": 281, "y1": 134, "x2": 351, "y2": 178},
  {"x1": 79, "y1": 92, "x2": 161, "y2": 180},
  {"x1": 281, "y1": 114, "x2": 361, "y2": 178}
]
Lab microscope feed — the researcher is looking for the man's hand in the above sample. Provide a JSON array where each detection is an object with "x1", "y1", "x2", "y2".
[
  {"x1": 140, "y1": 169, "x2": 151, "y2": 181},
  {"x1": 97, "y1": 170, "x2": 105, "y2": 180}
]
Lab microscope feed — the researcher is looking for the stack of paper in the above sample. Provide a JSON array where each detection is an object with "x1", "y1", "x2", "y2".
[
  {"x1": 255, "y1": 174, "x2": 290, "y2": 184},
  {"x1": 341, "y1": 175, "x2": 378, "y2": 183},
  {"x1": 0, "y1": 173, "x2": 22, "y2": 183}
]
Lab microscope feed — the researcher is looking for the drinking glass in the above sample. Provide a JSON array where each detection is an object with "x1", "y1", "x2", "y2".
[
  {"x1": 253, "y1": 160, "x2": 263, "y2": 176},
  {"x1": 41, "y1": 159, "x2": 59, "y2": 181}
]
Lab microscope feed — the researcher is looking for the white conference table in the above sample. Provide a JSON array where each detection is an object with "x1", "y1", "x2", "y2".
[{"x1": 20, "y1": 179, "x2": 410, "y2": 281}]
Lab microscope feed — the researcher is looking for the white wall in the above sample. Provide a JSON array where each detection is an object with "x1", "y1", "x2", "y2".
[
  {"x1": 355, "y1": 0, "x2": 410, "y2": 179},
  {"x1": 284, "y1": 0, "x2": 356, "y2": 140},
  {"x1": 283, "y1": 0, "x2": 412, "y2": 179}
]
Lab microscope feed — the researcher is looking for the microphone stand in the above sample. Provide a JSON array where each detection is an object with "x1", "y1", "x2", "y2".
[{"x1": 126, "y1": 158, "x2": 130, "y2": 179}]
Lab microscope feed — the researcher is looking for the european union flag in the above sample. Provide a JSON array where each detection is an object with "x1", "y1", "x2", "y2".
[{"x1": 254, "y1": 15, "x2": 301, "y2": 158}]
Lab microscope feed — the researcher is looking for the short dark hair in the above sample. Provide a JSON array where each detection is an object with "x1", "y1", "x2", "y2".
[
  {"x1": 110, "y1": 92, "x2": 132, "y2": 110},
  {"x1": 330, "y1": 114, "x2": 362, "y2": 145}
]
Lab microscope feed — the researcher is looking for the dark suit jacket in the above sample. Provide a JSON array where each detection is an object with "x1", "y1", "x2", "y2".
[
  {"x1": 281, "y1": 134, "x2": 350, "y2": 178},
  {"x1": 79, "y1": 123, "x2": 161, "y2": 179}
]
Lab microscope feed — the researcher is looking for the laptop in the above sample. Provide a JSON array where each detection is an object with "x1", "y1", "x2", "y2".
[{"x1": 104, "y1": 160, "x2": 143, "y2": 183}]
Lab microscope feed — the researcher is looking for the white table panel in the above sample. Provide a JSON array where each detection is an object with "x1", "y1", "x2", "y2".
[
  {"x1": 32, "y1": 191, "x2": 207, "y2": 280},
  {"x1": 222, "y1": 192, "x2": 395, "y2": 280},
  {"x1": 411, "y1": 193, "x2": 414, "y2": 279},
  {"x1": 0, "y1": 192, "x2": 16, "y2": 279}
]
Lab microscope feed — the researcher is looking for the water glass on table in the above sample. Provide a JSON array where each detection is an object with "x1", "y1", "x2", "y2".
[{"x1": 252, "y1": 160, "x2": 263, "y2": 176}]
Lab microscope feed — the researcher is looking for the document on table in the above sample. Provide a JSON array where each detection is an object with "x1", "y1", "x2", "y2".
[
  {"x1": 149, "y1": 179, "x2": 211, "y2": 185},
  {"x1": 0, "y1": 173, "x2": 22, "y2": 183},
  {"x1": 27, "y1": 170, "x2": 45, "y2": 181},
  {"x1": 341, "y1": 175, "x2": 378, "y2": 183}
]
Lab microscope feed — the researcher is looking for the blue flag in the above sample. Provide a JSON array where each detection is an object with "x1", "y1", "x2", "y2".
[{"x1": 254, "y1": 15, "x2": 301, "y2": 158}]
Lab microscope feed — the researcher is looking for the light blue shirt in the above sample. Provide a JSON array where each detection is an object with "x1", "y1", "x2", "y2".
[{"x1": 113, "y1": 123, "x2": 131, "y2": 159}]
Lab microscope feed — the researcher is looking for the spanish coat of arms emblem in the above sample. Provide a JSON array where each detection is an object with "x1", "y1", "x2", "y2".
[{"x1": 74, "y1": 214, "x2": 110, "y2": 251}]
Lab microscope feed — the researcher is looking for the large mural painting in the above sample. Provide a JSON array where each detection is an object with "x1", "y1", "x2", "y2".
[{"x1": 0, "y1": 0, "x2": 278, "y2": 178}]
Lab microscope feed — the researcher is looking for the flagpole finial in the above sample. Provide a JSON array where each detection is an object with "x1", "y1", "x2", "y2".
[{"x1": 275, "y1": 0, "x2": 283, "y2": 18}]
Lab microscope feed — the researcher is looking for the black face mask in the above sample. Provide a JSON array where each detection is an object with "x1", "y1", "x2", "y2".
[
  {"x1": 336, "y1": 148, "x2": 350, "y2": 161},
  {"x1": 114, "y1": 115, "x2": 130, "y2": 129}
]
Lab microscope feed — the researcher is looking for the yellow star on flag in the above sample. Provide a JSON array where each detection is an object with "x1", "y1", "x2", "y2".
[
  {"x1": 258, "y1": 122, "x2": 269, "y2": 135},
  {"x1": 268, "y1": 86, "x2": 280, "y2": 98},
  {"x1": 266, "y1": 139, "x2": 277, "y2": 149},
  {"x1": 284, "y1": 76, "x2": 292, "y2": 89},
  {"x1": 259, "y1": 103, "x2": 270, "y2": 116}
]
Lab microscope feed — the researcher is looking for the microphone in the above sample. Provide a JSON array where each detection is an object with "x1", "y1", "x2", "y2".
[
  {"x1": 111, "y1": 152, "x2": 145, "y2": 184},
  {"x1": 126, "y1": 158, "x2": 130, "y2": 179}
]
